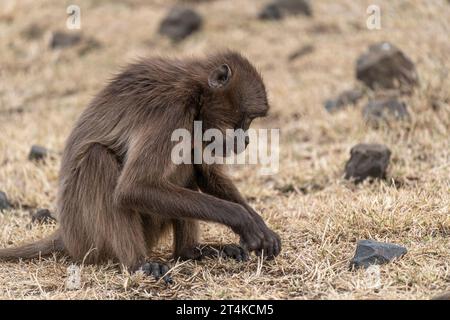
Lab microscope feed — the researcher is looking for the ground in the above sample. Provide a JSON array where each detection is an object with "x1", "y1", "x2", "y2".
[{"x1": 0, "y1": 0, "x2": 449, "y2": 300}]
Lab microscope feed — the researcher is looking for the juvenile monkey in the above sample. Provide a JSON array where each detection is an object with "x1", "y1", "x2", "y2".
[{"x1": 0, "y1": 51, "x2": 281, "y2": 279}]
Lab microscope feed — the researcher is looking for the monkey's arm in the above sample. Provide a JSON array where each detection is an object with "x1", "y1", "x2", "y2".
[
  {"x1": 195, "y1": 165, "x2": 259, "y2": 215},
  {"x1": 195, "y1": 165, "x2": 281, "y2": 258},
  {"x1": 117, "y1": 180, "x2": 250, "y2": 231},
  {"x1": 116, "y1": 180, "x2": 277, "y2": 253}
]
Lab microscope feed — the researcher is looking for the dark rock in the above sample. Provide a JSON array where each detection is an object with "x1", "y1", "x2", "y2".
[
  {"x1": 159, "y1": 7, "x2": 203, "y2": 42},
  {"x1": 259, "y1": 3, "x2": 282, "y2": 20},
  {"x1": 28, "y1": 145, "x2": 48, "y2": 161},
  {"x1": 49, "y1": 31, "x2": 82, "y2": 49},
  {"x1": 363, "y1": 97, "x2": 410, "y2": 124},
  {"x1": 345, "y1": 143, "x2": 391, "y2": 183},
  {"x1": 356, "y1": 42, "x2": 418, "y2": 93},
  {"x1": 0, "y1": 191, "x2": 11, "y2": 211},
  {"x1": 259, "y1": 0, "x2": 312, "y2": 20},
  {"x1": 350, "y1": 239, "x2": 407, "y2": 269},
  {"x1": 22, "y1": 23, "x2": 44, "y2": 40},
  {"x1": 324, "y1": 88, "x2": 364, "y2": 112},
  {"x1": 31, "y1": 209, "x2": 57, "y2": 224},
  {"x1": 288, "y1": 44, "x2": 315, "y2": 61}
]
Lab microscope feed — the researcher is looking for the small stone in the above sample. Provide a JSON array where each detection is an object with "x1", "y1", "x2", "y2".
[
  {"x1": 28, "y1": 145, "x2": 48, "y2": 161},
  {"x1": 259, "y1": 0, "x2": 312, "y2": 20},
  {"x1": 356, "y1": 42, "x2": 418, "y2": 93},
  {"x1": 0, "y1": 191, "x2": 11, "y2": 211},
  {"x1": 22, "y1": 23, "x2": 44, "y2": 40},
  {"x1": 345, "y1": 143, "x2": 391, "y2": 183},
  {"x1": 259, "y1": 3, "x2": 282, "y2": 20},
  {"x1": 49, "y1": 31, "x2": 82, "y2": 49},
  {"x1": 159, "y1": 7, "x2": 203, "y2": 42},
  {"x1": 350, "y1": 239, "x2": 407, "y2": 269},
  {"x1": 324, "y1": 88, "x2": 364, "y2": 112},
  {"x1": 363, "y1": 98, "x2": 410, "y2": 124},
  {"x1": 31, "y1": 209, "x2": 56, "y2": 224}
]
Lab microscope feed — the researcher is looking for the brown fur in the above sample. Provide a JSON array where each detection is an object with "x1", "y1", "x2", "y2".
[{"x1": 0, "y1": 51, "x2": 281, "y2": 270}]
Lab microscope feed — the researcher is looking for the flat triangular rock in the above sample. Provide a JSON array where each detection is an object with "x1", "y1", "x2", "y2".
[{"x1": 351, "y1": 239, "x2": 407, "y2": 269}]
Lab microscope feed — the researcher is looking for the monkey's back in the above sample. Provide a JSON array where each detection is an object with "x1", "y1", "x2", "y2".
[{"x1": 55, "y1": 57, "x2": 200, "y2": 262}]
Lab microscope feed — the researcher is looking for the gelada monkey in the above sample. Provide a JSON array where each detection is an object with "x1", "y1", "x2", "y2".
[{"x1": 0, "y1": 51, "x2": 281, "y2": 281}]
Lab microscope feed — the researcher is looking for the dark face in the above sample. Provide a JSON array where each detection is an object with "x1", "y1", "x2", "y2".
[{"x1": 205, "y1": 63, "x2": 269, "y2": 155}]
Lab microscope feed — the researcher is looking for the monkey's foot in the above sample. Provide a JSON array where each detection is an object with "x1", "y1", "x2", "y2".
[
  {"x1": 139, "y1": 262, "x2": 173, "y2": 284},
  {"x1": 177, "y1": 244, "x2": 249, "y2": 262}
]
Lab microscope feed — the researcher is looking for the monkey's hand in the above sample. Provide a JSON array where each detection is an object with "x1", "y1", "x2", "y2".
[
  {"x1": 177, "y1": 244, "x2": 249, "y2": 262},
  {"x1": 233, "y1": 212, "x2": 282, "y2": 259}
]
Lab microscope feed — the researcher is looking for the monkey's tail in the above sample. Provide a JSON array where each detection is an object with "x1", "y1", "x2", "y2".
[{"x1": 0, "y1": 229, "x2": 64, "y2": 261}]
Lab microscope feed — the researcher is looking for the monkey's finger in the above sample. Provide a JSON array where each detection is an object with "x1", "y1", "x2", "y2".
[
  {"x1": 160, "y1": 264, "x2": 169, "y2": 276},
  {"x1": 240, "y1": 233, "x2": 263, "y2": 253},
  {"x1": 261, "y1": 228, "x2": 281, "y2": 258},
  {"x1": 239, "y1": 237, "x2": 254, "y2": 252},
  {"x1": 273, "y1": 243, "x2": 280, "y2": 257},
  {"x1": 240, "y1": 248, "x2": 249, "y2": 261},
  {"x1": 239, "y1": 239, "x2": 248, "y2": 251},
  {"x1": 162, "y1": 275, "x2": 173, "y2": 284},
  {"x1": 266, "y1": 231, "x2": 277, "y2": 257},
  {"x1": 221, "y1": 244, "x2": 247, "y2": 262},
  {"x1": 251, "y1": 234, "x2": 265, "y2": 252},
  {"x1": 140, "y1": 262, "x2": 153, "y2": 276},
  {"x1": 271, "y1": 231, "x2": 281, "y2": 257},
  {"x1": 274, "y1": 235, "x2": 282, "y2": 257},
  {"x1": 159, "y1": 265, "x2": 173, "y2": 284},
  {"x1": 233, "y1": 246, "x2": 249, "y2": 262},
  {"x1": 145, "y1": 262, "x2": 173, "y2": 284},
  {"x1": 150, "y1": 262, "x2": 162, "y2": 279},
  {"x1": 264, "y1": 241, "x2": 274, "y2": 259}
]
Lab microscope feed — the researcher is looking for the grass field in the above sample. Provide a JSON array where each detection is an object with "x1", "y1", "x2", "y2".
[{"x1": 0, "y1": 0, "x2": 449, "y2": 299}]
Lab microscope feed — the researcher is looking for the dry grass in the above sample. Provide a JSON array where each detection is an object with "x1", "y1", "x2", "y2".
[{"x1": 0, "y1": 0, "x2": 449, "y2": 300}]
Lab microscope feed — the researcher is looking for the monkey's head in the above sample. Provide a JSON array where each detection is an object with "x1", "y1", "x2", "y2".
[{"x1": 199, "y1": 52, "x2": 269, "y2": 155}]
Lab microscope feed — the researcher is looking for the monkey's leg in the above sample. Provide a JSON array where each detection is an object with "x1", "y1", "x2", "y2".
[
  {"x1": 173, "y1": 220, "x2": 248, "y2": 262},
  {"x1": 141, "y1": 216, "x2": 171, "y2": 254},
  {"x1": 173, "y1": 219, "x2": 199, "y2": 258},
  {"x1": 139, "y1": 216, "x2": 173, "y2": 283},
  {"x1": 78, "y1": 144, "x2": 149, "y2": 270}
]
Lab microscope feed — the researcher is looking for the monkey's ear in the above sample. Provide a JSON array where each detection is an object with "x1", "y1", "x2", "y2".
[{"x1": 208, "y1": 64, "x2": 232, "y2": 89}]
